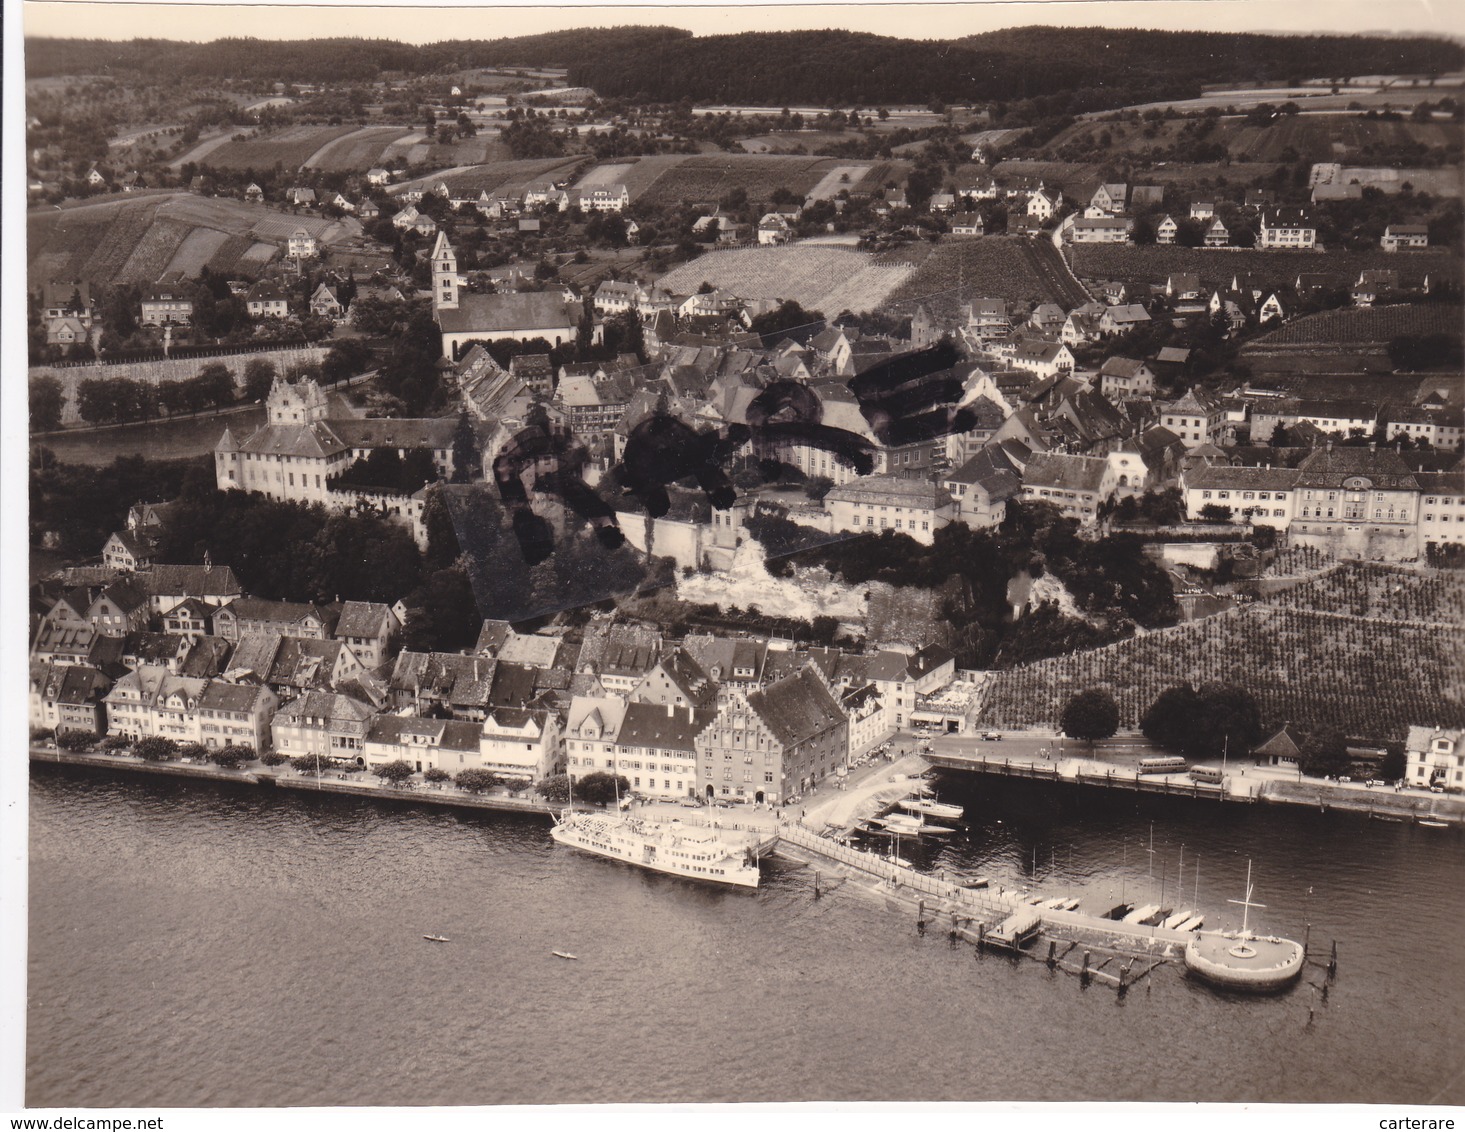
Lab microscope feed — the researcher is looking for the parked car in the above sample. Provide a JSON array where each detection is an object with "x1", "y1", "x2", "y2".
[{"x1": 982, "y1": 731, "x2": 1003, "y2": 741}]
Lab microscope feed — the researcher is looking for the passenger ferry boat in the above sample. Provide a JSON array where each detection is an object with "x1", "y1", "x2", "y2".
[{"x1": 549, "y1": 809, "x2": 763, "y2": 889}]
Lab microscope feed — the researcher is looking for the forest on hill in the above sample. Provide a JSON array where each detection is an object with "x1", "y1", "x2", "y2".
[{"x1": 27, "y1": 26, "x2": 1461, "y2": 110}]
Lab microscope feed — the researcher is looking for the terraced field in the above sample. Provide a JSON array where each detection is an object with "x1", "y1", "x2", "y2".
[
  {"x1": 656, "y1": 245, "x2": 915, "y2": 313},
  {"x1": 981, "y1": 601, "x2": 1465, "y2": 740},
  {"x1": 1252, "y1": 303, "x2": 1465, "y2": 346},
  {"x1": 27, "y1": 193, "x2": 359, "y2": 288}
]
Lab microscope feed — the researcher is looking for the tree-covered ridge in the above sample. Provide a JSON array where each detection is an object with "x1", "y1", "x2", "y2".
[
  {"x1": 26, "y1": 26, "x2": 1460, "y2": 105},
  {"x1": 23, "y1": 27, "x2": 691, "y2": 82},
  {"x1": 567, "y1": 27, "x2": 1462, "y2": 107}
]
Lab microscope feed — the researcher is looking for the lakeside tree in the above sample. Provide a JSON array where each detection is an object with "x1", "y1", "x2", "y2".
[
  {"x1": 537, "y1": 774, "x2": 571, "y2": 803},
  {"x1": 1140, "y1": 682, "x2": 1261, "y2": 758},
  {"x1": 373, "y1": 759, "x2": 416, "y2": 786},
  {"x1": 211, "y1": 745, "x2": 254, "y2": 769},
  {"x1": 424, "y1": 766, "x2": 451, "y2": 784},
  {"x1": 1060, "y1": 688, "x2": 1120, "y2": 743},
  {"x1": 1140, "y1": 684, "x2": 1204, "y2": 752},
  {"x1": 56, "y1": 731, "x2": 99, "y2": 751},
  {"x1": 134, "y1": 736, "x2": 178, "y2": 761},
  {"x1": 1300, "y1": 726, "x2": 1350, "y2": 777},
  {"x1": 577, "y1": 771, "x2": 632, "y2": 806},
  {"x1": 455, "y1": 768, "x2": 501, "y2": 793}
]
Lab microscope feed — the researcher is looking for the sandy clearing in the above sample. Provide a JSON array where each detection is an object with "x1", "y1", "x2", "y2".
[
  {"x1": 806, "y1": 163, "x2": 873, "y2": 201},
  {"x1": 576, "y1": 162, "x2": 635, "y2": 189}
]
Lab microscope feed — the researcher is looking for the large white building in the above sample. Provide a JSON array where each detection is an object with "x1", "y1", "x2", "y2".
[
  {"x1": 1405, "y1": 726, "x2": 1464, "y2": 791},
  {"x1": 824, "y1": 474, "x2": 953, "y2": 545}
]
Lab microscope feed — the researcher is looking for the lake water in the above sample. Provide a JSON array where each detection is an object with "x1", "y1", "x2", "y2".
[{"x1": 26, "y1": 764, "x2": 1465, "y2": 1107}]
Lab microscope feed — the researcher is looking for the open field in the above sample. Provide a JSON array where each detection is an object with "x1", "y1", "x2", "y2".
[
  {"x1": 981, "y1": 598, "x2": 1465, "y2": 740},
  {"x1": 1038, "y1": 114, "x2": 1456, "y2": 164},
  {"x1": 880, "y1": 237, "x2": 1077, "y2": 321},
  {"x1": 656, "y1": 245, "x2": 915, "y2": 314},
  {"x1": 1068, "y1": 244, "x2": 1460, "y2": 292},
  {"x1": 197, "y1": 124, "x2": 360, "y2": 172},
  {"x1": 630, "y1": 155, "x2": 847, "y2": 207},
  {"x1": 575, "y1": 162, "x2": 636, "y2": 188},
  {"x1": 167, "y1": 130, "x2": 237, "y2": 170},
  {"x1": 392, "y1": 156, "x2": 586, "y2": 197},
  {"x1": 303, "y1": 125, "x2": 414, "y2": 171},
  {"x1": 162, "y1": 228, "x2": 231, "y2": 277},
  {"x1": 27, "y1": 193, "x2": 358, "y2": 287},
  {"x1": 739, "y1": 131, "x2": 861, "y2": 153},
  {"x1": 850, "y1": 161, "x2": 913, "y2": 195},
  {"x1": 807, "y1": 163, "x2": 876, "y2": 201}
]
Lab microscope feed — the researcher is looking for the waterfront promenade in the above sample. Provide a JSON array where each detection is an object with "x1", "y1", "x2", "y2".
[{"x1": 30, "y1": 741, "x2": 1465, "y2": 826}]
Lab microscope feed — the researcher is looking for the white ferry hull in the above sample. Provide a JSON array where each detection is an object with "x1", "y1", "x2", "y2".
[{"x1": 550, "y1": 813, "x2": 762, "y2": 889}]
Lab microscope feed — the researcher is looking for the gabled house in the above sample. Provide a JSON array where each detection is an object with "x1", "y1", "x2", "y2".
[
  {"x1": 140, "y1": 281, "x2": 194, "y2": 327},
  {"x1": 1204, "y1": 217, "x2": 1230, "y2": 247},
  {"x1": 1381, "y1": 224, "x2": 1429, "y2": 252},
  {"x1": 272, "y1": 690, "x2": 377, "y2": 763},
  {"x1": 1165, "y1": 273, "x2": 1202, "y2": 302},
  {"x1": 1159, "y1": 386, "x2": 1225, "y2": 448},
  {"x1": 1405, "y1": 726, "x2": 1464, "y2": 790},
  {"x1": 333, "y1": 601, "x2": 400, "y2": 671},
  {"x1": 1098, "y1": 356, "x2": 1156, "y2": 401},
  {"x1": 246, "y1": 281, "x2": 290, "y2": 319},
  {"x1": 1259, "y1": 208, "x2": 1316, "y2": 249},
  {"x1": 943, "y1": 442, "x2": 1024, "y2": 530},
  {"x1": 244, "y1": 182, "x2": 265, "y2": 202},
  {"x1": 1089, "y1": 183, "x2": 1127, "y2": 215},
  {"x1": 102, "y1": 529, "x2": 156, "y2": 572},
  {"x1": 1099, "y1": 304, "x2": 1151, "y2": 336},
  {"x1": 1019, "y1": 452, "x2": 1117, "y2": 525},
  {"x1": 288, "y1": 228, "x2": 318, "y2": 258},
  {"x1": 309, "y1": 282, "x2": 342, "y2": 319},
  {"x1": 1156, "y1": 215, "x2": 1179, "y2": 245}
]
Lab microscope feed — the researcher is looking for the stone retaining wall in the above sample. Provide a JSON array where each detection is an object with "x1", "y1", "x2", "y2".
[{"x1": 32, "y1": 345, "x2": 328, "y2": 425}]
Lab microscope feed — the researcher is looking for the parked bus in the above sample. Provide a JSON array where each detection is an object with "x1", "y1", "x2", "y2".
[
  {"x1": 1138, "y1": 756, "x2": 1188, "y2": 775},
  {"x1": 1188, "y1": 765, "x2": 1224, "y2": 784}
]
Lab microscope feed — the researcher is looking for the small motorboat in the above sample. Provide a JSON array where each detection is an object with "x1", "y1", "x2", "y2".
[
  {"x1": 1417, "y1": 818, "x2": 1449, "y2": 828},
  {"x1": 960, "y1": 877, "x2": 990, "y2": 890},
  {"x1": 552, "y1": 950, "x2": 579, "y2": 961},
  {"x1": 422, "y1": 934, "x2": 451, "y2": 943}
]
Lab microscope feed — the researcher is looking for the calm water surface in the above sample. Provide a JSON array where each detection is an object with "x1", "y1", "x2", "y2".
[{"x1": 26, "y1": 765, "x2": 1465, "y2": 1106}]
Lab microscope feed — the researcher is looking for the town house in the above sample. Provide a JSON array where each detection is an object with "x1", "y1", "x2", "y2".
[
  {"x1": 1020, "y1": 452, "x2": 1117, "y2": 525},
  {"x1": 272, "y1": 690, "x2": 377, "y2": 764},
  {"x1": 696, "y1": 666, "x2": 847, "y2": 804}
]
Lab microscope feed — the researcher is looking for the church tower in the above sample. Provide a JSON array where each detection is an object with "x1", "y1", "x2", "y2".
[{"x1": 432, "y1": 230, "x2": 459, "y2": 312}]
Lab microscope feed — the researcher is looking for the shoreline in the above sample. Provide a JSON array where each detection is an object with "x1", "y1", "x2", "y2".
[{"x1": 31, "y1": 744, "x2": 1464, "y2": 827}]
